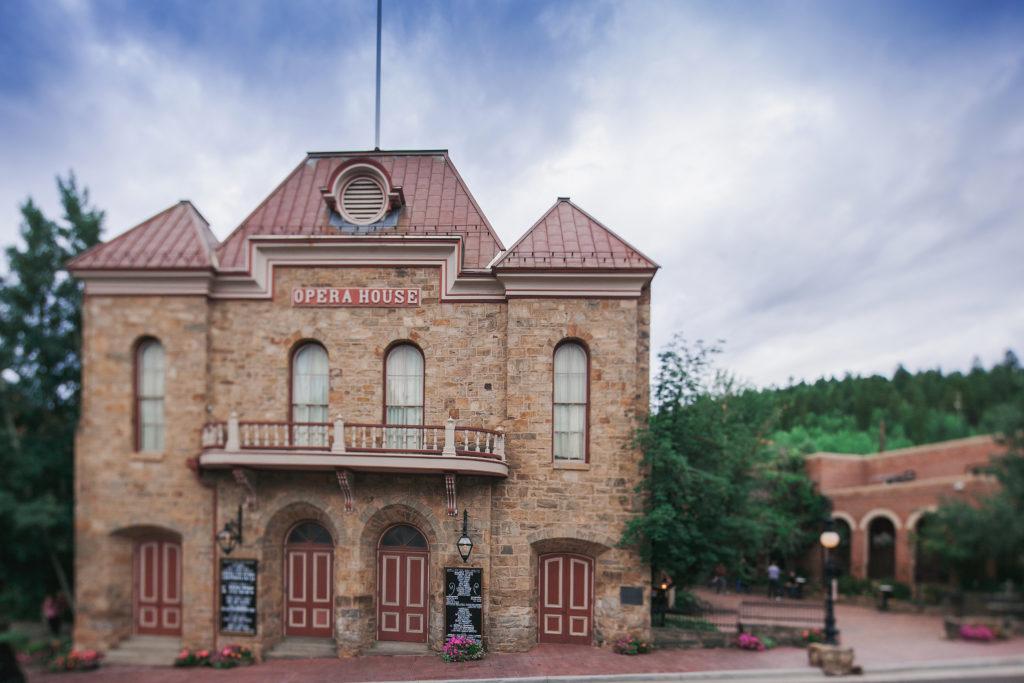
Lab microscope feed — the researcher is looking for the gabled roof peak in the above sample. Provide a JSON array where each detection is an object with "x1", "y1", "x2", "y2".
[
  {"x1": 494, "y1": 198, "x2": 658, "y2": 272},
  {"x1": 68, "y1": 200, "x2": 218, "y2": 271}
]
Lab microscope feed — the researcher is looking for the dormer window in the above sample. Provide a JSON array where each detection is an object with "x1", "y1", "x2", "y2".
[{"x1": 322, "y1": 161, "x2": 404, "y2": 226}]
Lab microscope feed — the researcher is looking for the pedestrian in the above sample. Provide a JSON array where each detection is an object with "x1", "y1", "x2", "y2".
[
  {"x1": 42, "y1": 594, "x2": 61, "y2": 636},
  {"x1": 712, "y1": 563, "x2": 727, "y2": 594},
  {"x1": 767, "y1": 562, "x2": 781, "y2": 600}
]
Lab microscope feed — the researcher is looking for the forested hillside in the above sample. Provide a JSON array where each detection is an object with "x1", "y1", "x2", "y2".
[{"x1": 760, "y1": 351, "x2": 1023, "y2": 455}]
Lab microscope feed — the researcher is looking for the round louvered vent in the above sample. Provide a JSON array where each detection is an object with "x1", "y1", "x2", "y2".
[{"x1": 340, "y1": 175, "x2": 386, "y2": 224}]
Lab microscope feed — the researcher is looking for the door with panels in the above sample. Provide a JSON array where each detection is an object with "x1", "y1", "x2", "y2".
[
  {"x1": 284, "y1": 522, "x2": 334, "y2": 637},
  {"x1": 538, "y1": 553, "x2": 593, "y2": 644},
  {"x1": 377, "y1": 524, "x2": 429, "y2": 642},
  {"x1": 133, "y1": 539, "x2": 182, "y2": 636}
]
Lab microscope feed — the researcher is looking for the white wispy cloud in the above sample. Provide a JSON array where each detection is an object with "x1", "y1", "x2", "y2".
[{"x1": 1, "y1": 0, "x2": 1020, "y2": 386}]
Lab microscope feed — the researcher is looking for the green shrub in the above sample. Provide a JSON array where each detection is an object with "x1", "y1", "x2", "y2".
[{"x1": 837, "y1": 575, "x2": 872, "y2": 595}]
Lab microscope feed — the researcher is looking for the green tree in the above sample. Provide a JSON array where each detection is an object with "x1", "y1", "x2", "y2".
[
  {"x1": 0, "y1": 173, "x2": 103, "y2": 617},
  {"x1": 623, "y1": 336, "x2": 828, "y2": 587},
  {"x1": 920, "y1": 396, "x2": 1024, "y2": 589}
]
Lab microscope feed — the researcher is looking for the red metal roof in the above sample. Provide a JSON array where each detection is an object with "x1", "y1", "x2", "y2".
[
  {"x1": 494, "y1": 198, "x2": 658, "y2": 271},
  {"x1": 216, "y1": 150, "x2": 504, "y2": 271},
  {"x1": 67, "y1": 200, "x2": 217, "y2": 271}
]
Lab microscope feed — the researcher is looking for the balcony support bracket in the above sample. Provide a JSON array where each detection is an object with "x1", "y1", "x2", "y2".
[
  {"x1": 335, "y1": 468, "x2": 355, "y2": 512},
  {"x1": 232, "y1": 468, "x2": 257, "y2": 510},
  {"x1": 444, "y1": 473, "x2": 457, "y2": 516}
]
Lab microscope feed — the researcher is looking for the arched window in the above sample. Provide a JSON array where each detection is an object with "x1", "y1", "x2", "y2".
[
  {"x1": 291, "y1": 343, "x2": 328, "y2": 446},
  {"x1": 385, "y1": 344, "x2": 424, "y2": 449},
  {"x1": 553, "y1": 341, "x2": 588, "y2": 461},
  {"x1": 135, "y1": 339, "x2": 165, "y2": 452}
]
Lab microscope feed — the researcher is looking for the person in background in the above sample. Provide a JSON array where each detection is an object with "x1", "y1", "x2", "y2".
[
  {"x1": 711, "y1": 563, "x2": 727, "y2": 594},
  {"x1": 42, "y1": 594, "x2": 61, "y2": 636},
  {"x1": 767, "y1": 561, "x2": 782, "y2": 600}
]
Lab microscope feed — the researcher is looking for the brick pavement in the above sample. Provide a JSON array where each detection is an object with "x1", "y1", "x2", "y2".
[{"x1": 24, "y1": 593, "x2": 1024, "y2": 682}]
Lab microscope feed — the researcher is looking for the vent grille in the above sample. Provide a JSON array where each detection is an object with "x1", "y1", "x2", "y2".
[{"x1": 340, "y1": 176, "x2": 386, "y2": 224}]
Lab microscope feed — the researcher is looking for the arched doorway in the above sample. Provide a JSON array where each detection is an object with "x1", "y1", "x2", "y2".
[
  {"x1": 133, "y1": 538, "x2": 181, "y2": 635},
  {"x1": 832, "y1": 518, "x2": 852, "y2": 576},
  {"x1": 285, "y1": 521, "x2": 334, "y2": 638},
  {"x1": 914, "y1": 514, "x2": 948, "y2": 584},
  {"x1": 867, "y1": 517, "x2": 897, "y2": 580},
  {"x1": 538, "y1": 553, "x2": 594, "y2": 644},
  {"x1": 377, "y1": 524, "x2": 428, "y2": 643}
]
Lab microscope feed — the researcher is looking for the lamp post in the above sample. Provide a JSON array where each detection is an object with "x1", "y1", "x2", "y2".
[
  {"x1": 820, "y1": 521, "x2": 841, "y2": 645},
  {"x1": 457, "y1": 509, "x2": 473, "y2": 563}
]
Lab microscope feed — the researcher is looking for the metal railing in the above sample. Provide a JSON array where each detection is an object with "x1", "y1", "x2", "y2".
[
  {"x1": 201, "y1": 415, "x2": 505, "y2": 461},
  {"x1": 655, "y1": 599, "x2": 823, "y2": 633}
]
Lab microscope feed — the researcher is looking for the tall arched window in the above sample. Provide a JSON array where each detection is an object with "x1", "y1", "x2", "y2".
[
  {"x1": 553, "y1": 341, "x2": 588, "y2": 461},
  {"x1": 385, "y1": 344, "x2": 424, "y2": 449},
  {"x1": 135, "y1": 339, "x2": 165, "y2": 452},
  {"x1": 291, "y1": 343, "x2": 329, "y2": 446}
]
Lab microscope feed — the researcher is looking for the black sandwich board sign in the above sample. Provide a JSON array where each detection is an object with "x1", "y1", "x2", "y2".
[
  {"x1": 444, "y1": 566, "x2": 482, "y2": 644},
  {"x1": 219, "y1": 559, "x2": 257, "y2": 635}
]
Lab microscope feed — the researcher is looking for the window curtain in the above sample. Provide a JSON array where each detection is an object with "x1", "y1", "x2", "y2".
[
  {"x1": 553, "y1": 343, "x2": 587, "y2": 460},
  {"x1": 292, "y1": 344, "x2": 329, "y2": 446},
  {"x1": 137, "y1": 341, "x2": 165, "y2": 452},
  {"x1": 386, "y1": 345, "x2": 424, "y2": 448}
]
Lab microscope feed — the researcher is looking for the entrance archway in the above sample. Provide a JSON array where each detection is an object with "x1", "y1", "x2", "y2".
[
  {"x1": 538, "y1": 553, "x2": 594, "y2": 645},
  {"x1": 285, "y1": 521, "x2": 334, "y2": 638},
  {"x1": 832, "y1": 518, "x2": 852, "y2": 576},
  {"x1": 377, "y1": 524, "x2": 428, "y2": 643},
  {"x1": 867, "y1": 517, "x2": 897, "y2": 580},
  {"x1": 913, "y1": 513, "x2": 947, "y2": 584}
]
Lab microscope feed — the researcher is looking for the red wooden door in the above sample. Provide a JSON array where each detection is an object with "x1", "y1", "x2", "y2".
[
  {"x1": 538, "y1": 553, "x2": 593, "y2": 644},
  {"x1": 377, "y1": 525, "x2": 428, "y2": 642},
  {"x1": 285, "y1": 522, "x2": 334, "y2": 638},
  {"x1": 134, "y1": 539, "x2": 182, "y2": 636}
]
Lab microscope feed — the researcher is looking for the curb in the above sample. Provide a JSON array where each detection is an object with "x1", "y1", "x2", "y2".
[{"x1": 373, "y1": 655, "x2": 1024, "y2": 683}]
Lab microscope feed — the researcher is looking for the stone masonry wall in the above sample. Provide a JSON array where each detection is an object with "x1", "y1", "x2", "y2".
[
  {"x1": 74, "y1": 295, "x2": 214, "y2": 651},
  {"x1": 490, "y1": 294, "x2": 652, "y2": 651},
  {"x1": 74, "y1": 264, "x2": 652, "y2": 655}
]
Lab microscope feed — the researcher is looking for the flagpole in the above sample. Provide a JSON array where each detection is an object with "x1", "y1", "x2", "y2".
[{"x1": 375, "y1": 0, "x2": 382, "y2": 150}]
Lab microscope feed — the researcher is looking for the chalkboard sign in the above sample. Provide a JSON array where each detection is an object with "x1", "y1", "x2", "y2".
[
  {"x1": 444, "y1": 567, "x2": 482, "y2": 644},
  {"x1": 220, "y1": 559, "x2": 257, "y2": 635}
]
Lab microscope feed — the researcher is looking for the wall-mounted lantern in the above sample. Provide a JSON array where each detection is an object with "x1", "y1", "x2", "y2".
[
  {"x1": 456, "y1": 509, "x2": 473, "y2": 563},
  {"x1": 217, "y1": 504, "x2": 243, "y2": 555}
]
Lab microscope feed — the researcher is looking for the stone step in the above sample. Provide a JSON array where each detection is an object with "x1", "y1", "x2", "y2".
[
  {"x1": 105, "y1": 636, "x2": 180, "y2": 667},
  {"x1": 368, "y1": 640, "x2": 431, "y2": 656},
  {"x1": 265, "y1": 637, "x2": 337, "y2": 660}
]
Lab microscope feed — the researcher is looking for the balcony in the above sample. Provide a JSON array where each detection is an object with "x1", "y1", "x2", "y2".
[{"x1": 197, "y1": 415, "x2": 508, "y2": 478}]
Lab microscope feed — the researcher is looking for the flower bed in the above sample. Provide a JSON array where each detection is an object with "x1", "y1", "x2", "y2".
[
  {"x1": 612, "y1": 636, "x2": 653, "y2": 655},
  {"x1": 959, "y1": 624, "x2": 996, "y2": 642},
  {"x1": 801, "y1": 628, "x2": 825, "y2": 644},
  {"x1": 440, "y1": 636, "x2": 484, "y2": 663},
  {"x1": 175, "y1": 645, "x2": 255, "y2": 668},
  {"x1": 48, "y1": 649, "x2": 103, "y2": 672},
  {"x1": 736, "y1": 632, "x2": 777, "y2": 651}
]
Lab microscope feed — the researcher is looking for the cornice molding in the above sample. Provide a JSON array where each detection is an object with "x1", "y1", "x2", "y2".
[{"x1": 74, "y1": 235, "x2": 656, "y2": 301}]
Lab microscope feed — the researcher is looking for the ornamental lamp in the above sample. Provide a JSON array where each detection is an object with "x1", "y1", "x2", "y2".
[
  {"x1": 819, "y1": 530, "x2": 841, "y2": 550},
  {"x1": 457, "y1": 509, "x2": 473, "y2": 563},
  {"x1": 217, "y1": 504, "x2": 243, "y2": 555}
]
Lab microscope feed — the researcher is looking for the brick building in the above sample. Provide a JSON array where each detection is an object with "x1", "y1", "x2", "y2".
[
  {"x1": 67, "y1": 150, "x2": 656, "y2": 660},
  {"x1": 806, "y1": 436, "x2": 1003, "y2": 586}
]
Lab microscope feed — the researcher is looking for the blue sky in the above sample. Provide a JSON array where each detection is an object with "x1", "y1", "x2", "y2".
[{"x1": 2, "y1": 0, "x2": 1022, "y2": 387}]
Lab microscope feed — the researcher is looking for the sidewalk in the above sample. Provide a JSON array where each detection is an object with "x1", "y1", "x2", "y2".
[{"x1": 23, "y1": 594, "x2": 1024, "y2": 682}]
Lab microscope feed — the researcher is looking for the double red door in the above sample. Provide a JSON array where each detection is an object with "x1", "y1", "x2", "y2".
[
  {"x1": 285, "y1": 546, "x2": 333, "y2": 637},
  {"x1": 538, "y1": 553, "x2": 593, "y2": 644},
  {"x1": 134, "y1": 539, "x2": 182, "y2": 636},
  {"x1": 377, "y1": 549, "x2": 428, "y2": 641}
]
